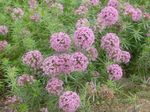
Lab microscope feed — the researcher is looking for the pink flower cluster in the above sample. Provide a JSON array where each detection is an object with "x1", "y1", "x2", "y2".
[
  {"x1": 59, "y1": 91, "x2": 80, "y2": 112},
  {"x1": 22, "y1": 50, "x2": 43, "y2": 69},
  {"x1": 12, "y1": 8, "x2": 24, "y2": 19},
  {"x1": 46, "y1": 78, "x2": 63, "y2": 96},
  {"x1": 28, "y1": 0, "x2": 37, "y2": 9},
  {"x1": 17, "y1": 74, "x2": 34, "y2": 86},
  {"x1": 120, "y1": 51, "x2": 131, "y2": 64},
  {"x1": 4, "y1": 95, "x2": 19, "y2": 105},
  {"x1": 0, "y1": 40, "x2": 8, "y2": 51},
  {"x1": 75, "y1": 5, "x2": 88, "y2": 15},
  {"x1": 30, "y1": 13, "x2": 40, "y2": 22},
  {"x1": 107, "y1": 47, "x2": 122, "y2": 62},
  {"x1": 76, "y1": 18, "x2": 89, "y2": 29},
  {"x1": 71, "y1": 52, "x2": 89, "y2": 71},
  {"x1": 74, "y1": 27, "x2": 95, "y2": 49},
  {"x1": 0, "y1": 25, "x2": 8, "y2": 35},
  {"x1": 50, "y1": 32, "x2": 71, "y2": 52},
  {"x1": 97, "y1": 6, "x2": 119, "y2": 27},
  {"x1": 41, "y1": 52, "x2": 89, "y2": 76},
  {"x1": 107, "y1": 0, "x2": 119, "y2": 9},
  {"x1": 101, "y1": 33, "x2": 131, "y2": 63},
  {"x1": 107, "y1": 64, "x2": 123, "y2": 80},
  {"x1": 86, "y1": 47, "x2": 98, "y2": 61},
  {"x1": 101, "y1": 33, "x2": 120, "y2": 52},
  {"x1": 41, "y1": 55, "x2": 60, "y2": 76},
  {"x1": 58, "y1": 54, "x2": 74, "y2": 74},
  {"x1": 88, "y1": 0, "x2": 100, "y2": 6},
  {"x1": 124, "y1": 3, "x2": 142, "y2": 22}
]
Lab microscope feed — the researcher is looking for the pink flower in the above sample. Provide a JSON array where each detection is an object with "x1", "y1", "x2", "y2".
[
  {"x1": 131, "y1": 8, "x2": 142, "y2": 22},
  {"x1": 101, "y1": 33, "x2": 120, "y2": 52},
  {"x1": 120, "y1": 51, "x2": 131, "y2": 63},
  {"x1": 107, "y1": 47, "x2": 121, "y2": 62},
  {"x1": 71, "y1": 52, "x2": 89, "y2": 72},
  {"x1": 124, "y1": 3, "x2": 142, "y2": 22},
  {"x1": 0, "y1": 25, "x2": 8, "y2": 35},
  {"x1": 75, "y1": 5, "x2": 88, "y2": 15},
  {"x1": 12, "y1": 8, "x2": 24, "y2": 19},
  {"x1": 0, "y1": 40, "x2": 8, "y2": 51},
  {"x1": 76, "y1": 18, "x2": 89, "y2": 29},
  {"x1": 89, "y1": 0, "x2": 100, "y2": 6},
  {"x1": 22, "y1": 50, "x2": 43, "y2": 69},
  {"x1": 41, "y1": 55, "x2": 61, "y2": 76},
  {"x1": 4, "y1": 95, "x2": 19, "y2": 105},
  {"x1": 58, "y1": 54, "x2": 74, "y2": 74},
  {"x1": 74, "y1": 27, "x2": 95, "y2": 49},
  {"x1": 46, "y1": 78, "x2": 63, "y2": 96},
  {"x1": 124, "y1": 3, "x2": 135, "y2": 15},
  {"x1": 59, "y1": 91, "x2": 80, "y2": 112},
  {"x1": 28, "y1": 0, "x2": 37, "y2": 9},
  {"x1": 107, "y1": 64, "x2": 123, "y2": 80},
  {"x1": 97, "y1": 6, "x2": 119, "y2": 27},
  {"x1": 86, "y1": 47, "x2": 98, "y2": 61},
  {"x1": 107, "y1": 0, "x2": 119, "y2": 9},
  {"x1": 17, "y1": 74, "x2": 35, "y2": 86},
  {"x1": 30, "y1": 13, "x2": 40, "y2": 22},
  {"x1": 50, "y1": 32, "x2": 71, "y2": 52}
]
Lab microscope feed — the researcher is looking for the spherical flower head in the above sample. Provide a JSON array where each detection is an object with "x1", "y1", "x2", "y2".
[
  {"x1": 86, "y1": 47, "x2": 98, "y2": 61},
  {"x1": 4, "y1": 95, "x2": 19, "y2": 105},
  {"x1": 58, "y1": 54, "x2": 74, "y2": 74},
  {"x1": 75, "y1": 5, "x2": 88, "y2": 15},
  {"x1": 107, "y1": 0, "x2": 119, "y2": 9},
  {"x1": 120, "y1": 51, "x2": 131, "y2": 63},
  {"x1": 0, "y1": 40, "x2": 8, "y2": 51},
  {"x1": 22, "y1": 50, "x2": 43, "y2": 69},
  {"x1": 74, "y1": 27, "x2": 95, "y2": 49},
  {"x1": 97, "y1": 6, "x2": 119, "y2": 27},
  {"x1": 107, "y1": 47, "x2": 121, "y2": 62},
  {"x1": 12, "y1": 8, "x2": 24, "y2": 19},
  {"x1": 124, "y1": 3, "x2": 135, "y2": 15},
  {"x1": 107, "y1": 64, "x2": 123, "y2": 80},
  {"x1": 131, "y1": 8, "x2": 142, "y2": 22},
  {"x1": 71, "y1": 52, "x2": 89, "y2": 72},
  {"x1": 59, "y1": 91, "x2": 80, "y2": 112},
  {"x1": 50, "y1": 32, "x2": 71, "y2": 52},
  {"x1": 0, "y1": 25, "x2": 8, "y2": 35},
  {"x1": 41, "y1": 55, "x2": 61, "y2": 76},
  {"x1": 46, "y1": 78, "x2": 63, "y2": 96},
  {"x1": 28, "y1": 0, "x2": 37, "y2": 9},
  {"x1": 30, "y1": 13, "x2": 40, "y2": 22},
  {"x1": 101, "y1": 33, "x2": 120, "y2": 51},
  {"x1": 17, "y1": 74, "x2": 35, "y2": 86},
  {"x1": 89, "y1": 0, "x2": 100, "y2": 6},
  {"x1": 76, "y1": 18, "x2": 90, "y2": 29}
]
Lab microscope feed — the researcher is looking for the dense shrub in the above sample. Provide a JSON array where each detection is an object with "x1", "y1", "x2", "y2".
[{"x1": 0, "y1": 0, "x2": 150, "y2": 112}]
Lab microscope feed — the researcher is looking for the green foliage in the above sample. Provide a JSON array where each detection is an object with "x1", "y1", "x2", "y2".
[{"x1": 0, "y1": 0, "x2": 150, "y2": 112}]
